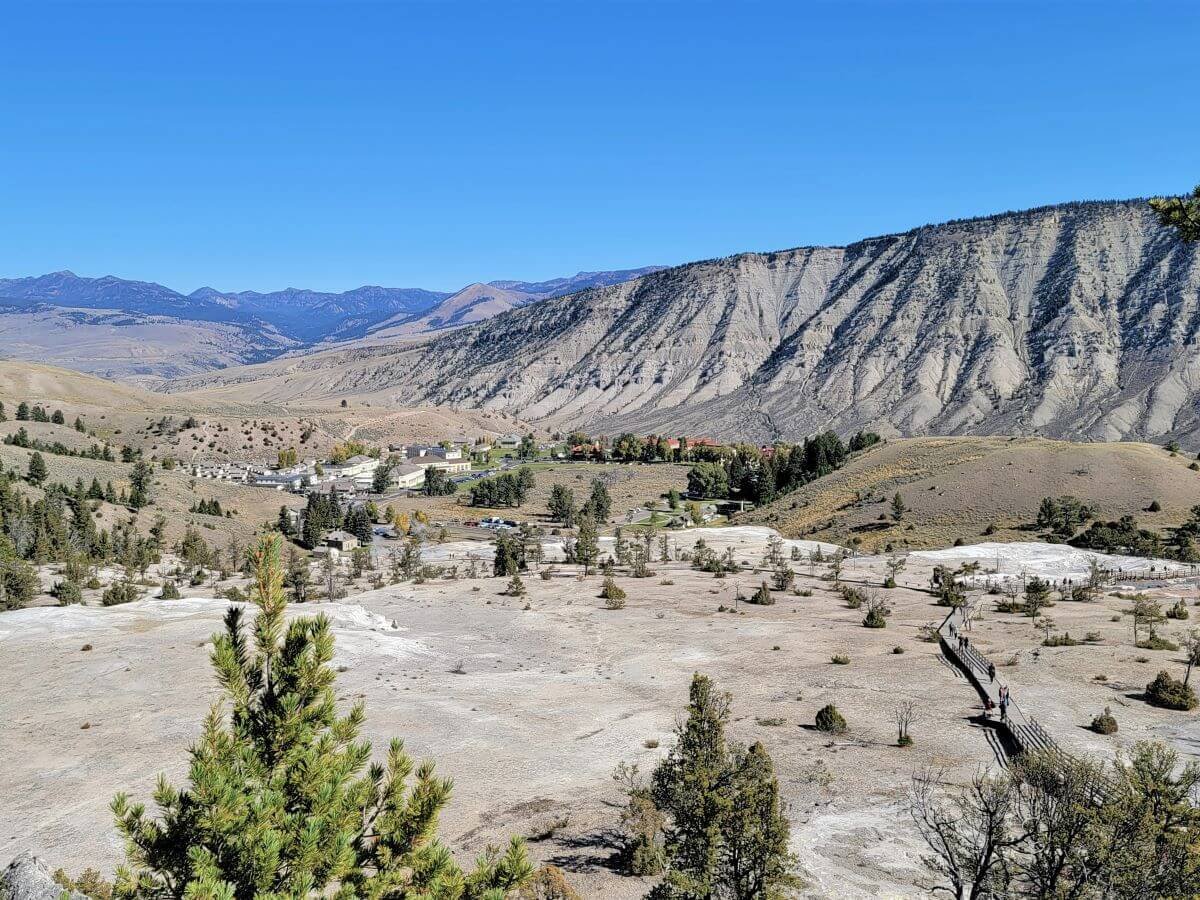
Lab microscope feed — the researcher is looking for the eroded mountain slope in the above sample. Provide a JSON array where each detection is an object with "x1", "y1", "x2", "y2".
[{"x1": 171, "y1": 201, "x2": 1200, "y2": 444}]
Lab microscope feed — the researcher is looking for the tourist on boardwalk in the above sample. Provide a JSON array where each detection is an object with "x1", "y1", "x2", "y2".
[{"x1": 988, "y1": 662, "x2": 996, "y2": 682}]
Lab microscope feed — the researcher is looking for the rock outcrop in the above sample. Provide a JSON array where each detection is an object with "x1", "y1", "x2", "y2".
[{"x1": 1, "y1": 853, "x2": 87, "y2": 900}]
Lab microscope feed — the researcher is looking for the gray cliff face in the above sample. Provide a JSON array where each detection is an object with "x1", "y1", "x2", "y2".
[{"x1": 370, "y1": 200, "x2": 1200, "y2": 443}]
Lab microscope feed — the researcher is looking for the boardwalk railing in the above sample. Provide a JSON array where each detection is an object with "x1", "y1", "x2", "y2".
[{"x1": 937, "y1": 598, "x2": 1064, "y2": 760}]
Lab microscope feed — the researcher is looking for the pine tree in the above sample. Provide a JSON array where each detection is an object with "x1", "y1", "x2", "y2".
[
  {"x1": 15, "y1": 401, "x2": 29, "y2": 421},
  {"x1": 1151, "y1": 185, "x2": 1200, "y2": 242},
  {"x1": 493, "y1": 531, "x2": 526, "y2": 577},
  {"x1": 649, "y1": 674, "x2": 796, "y2": 900},
  {"x1": 575, "y1": 514, "x2": 599, "y2": 576},
  {"x1": 128, "y1": 461, "x2": 153, "y2": 509},
  {"x1": 26, "y1": 451, "x2": 48, "y2": 486},
  {"x1": 547, "y1": 484, "x2": 576, "y2": 527},
  {"x1": 51, "y1": 409, "x2": 65, "y2": 425},
  {"x1": 111, "y1": 533, "x2": 532, "y2": 898},
  {"x1": 581, "y1": 479, "x2": 612, "y2": 523},
  {"x1": 891, "y1": 492, "x2": 907, "y2": 522}
]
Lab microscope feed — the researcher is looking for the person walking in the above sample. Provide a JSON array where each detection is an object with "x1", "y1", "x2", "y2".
[
  {"x1": 988, "y1": 662, "x2": 996, "y2": 682},
  {"x1": 999, "y1": 694, "x2": 1008, "y2": 723}
]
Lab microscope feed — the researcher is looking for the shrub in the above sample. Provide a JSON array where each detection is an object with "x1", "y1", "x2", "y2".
[
  {"x1": 1090, "y1": 707, "x2": 1118, "y2": 735},
  {"x1": 748, "y1": 581, "x2": 774, "y2": 605},
  {"x1": 1146, "y1": 670, "x2": 1198, "y2": 710},
  {"x1": 101, "y1": 581, "x2": 142, "y2": 606},
  {"x1": 1138, "y1": 634, "x2": 1179, "y2": 652},
  {"x1": 506, "y1": 574, "x2": 526, "y2": 597},
  {"x1": 840, "y1": 585, "x2": 867, "y2": 609},
  {"x1": 831, "y1": 654, "x2": 850, "y2": 665},
  {"x1": 815, "y1": 704, "x2": 847, "y2": 734},
  {"x1": 53, "y1": 868, "x2": 113, "y2": 900},
  {"x1": 1043, "y1": 632, "x2": 1081, "y2": 647},
  {"x1": 1167, "y1": 599, "x2": 1190, "y2": 620},
  {"x1": 1148, "y1": 499, "x2": 1162, "y2": 512},
  {"x1": 605, "y1": 595, "x2": 627, "y2": 610},
  {"x1": 599, "y1": 576, "x2": 626, "y2": 602},
  {"x1": 52, "y1": 579, "x2": 83, "y2": 606},
  {"x1": 862, "y1": 597, "x2": 889, "y2": 628},
  {"x1": 892, "y1": 646, "x2": 905, "y2": 655},
  {"x1": 794, "y1": 588, "x2": 813, "y2": 597},
  {"x1": 518, "y1": 865, "x2": 581, "y2": 900}
]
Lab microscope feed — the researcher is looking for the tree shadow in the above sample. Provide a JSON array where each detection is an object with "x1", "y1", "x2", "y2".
[{"x1": 544, "y1": 827, "x2": 627, "y2": 874}]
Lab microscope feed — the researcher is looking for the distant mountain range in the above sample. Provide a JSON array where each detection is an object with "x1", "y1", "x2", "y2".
[
  {"x1": 0, "y1": 267, "x2": 662, "y2": 378},
  {"x1": 171, "y1": 199, "x2": 1200, "y2": 445}
]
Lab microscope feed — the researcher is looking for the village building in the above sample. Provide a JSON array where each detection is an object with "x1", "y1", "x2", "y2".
[
  {"x1": 322, "y1": 530, "x2": 359, "y2": 553},
  {"x1": 408, "y1": 453, "x2": 471, "y2": 475},
  {"x1": 325, "y1": 454, "x2": 380, "y2": 480}
]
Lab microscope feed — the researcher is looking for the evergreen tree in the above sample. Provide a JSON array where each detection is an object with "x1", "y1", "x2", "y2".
[
  {"x1": 26, "y1": 451, "x2": 48, "y2": 486},
  {"x1": 128, "y1": 460, "x2": 153, "y2": 509},
  {"x1": 51, "y1": 408, "x2": 65, "y2": 425},
  {"x1": 74, "y1": 416, "x2": 86, "y2": 432},
  {"x1": 302, "y1": 493, "x2": 341, "y2": 548},
  {"x1": 493, "y1": 531, "x2": 526, "y2": 577},
  {"x1": 649, "y1": 674, "x2": 795, "y2": 899},
  {"x1": 581, "y1": 479, "x2": 612, "y2": 524},
  {"x1": 284, "y1": 547, "x2": 312, "y2": 603},
  {"x1": 110, "y1": 533, "x2": 533, "y2": 898},
  {"x1": 15, "y1": 401, "x2": 29, "y2": 420},
  {"x1": 575, "y1": 514, "x2": 599, "y2": 576},
  {"x1": 0, "y1": 401, "x2": 5, "y2": 422},
  {"x1": 547, "y1": 484, "x2": 576, "y2": 527},
  {"x1": 345, "y1": 506, "x2": 374, "y2": 544},
  {"x1": 891, "y1": 492, "x2": 907, "y2": 522},
  {"x1": 1151, "y1": 185, "x2": 1200, "y2": 242},
  {"x1": 422, "y1": 466, "x2": 458, "y2": 497}
]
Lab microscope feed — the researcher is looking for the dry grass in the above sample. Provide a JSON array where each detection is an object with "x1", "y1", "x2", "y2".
[{"x1": 742, "y1": 436, "x2": 1200, "y2": 552}]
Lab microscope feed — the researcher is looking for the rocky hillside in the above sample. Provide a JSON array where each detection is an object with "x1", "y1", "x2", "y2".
[{"x1": 196, "y1": 200, "x2": 1200, "y2": 444}]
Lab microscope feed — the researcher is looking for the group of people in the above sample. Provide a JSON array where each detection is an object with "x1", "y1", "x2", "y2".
[
  {"x1": 983, "y1": 685, "x2": 1011, "y2": 723},
  {"x1": 948, "y1": 614, "x2": 1013, "y2": 724}
]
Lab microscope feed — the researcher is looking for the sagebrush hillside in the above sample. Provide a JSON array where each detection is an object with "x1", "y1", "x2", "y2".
[{"x1": 740, "y1": 435, "x2": 1200, "y2": 550}]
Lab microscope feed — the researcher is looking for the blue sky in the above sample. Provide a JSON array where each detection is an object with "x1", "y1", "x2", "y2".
[{"x1": 1, "y1": 0, "x2": 1197, "y2": 293}]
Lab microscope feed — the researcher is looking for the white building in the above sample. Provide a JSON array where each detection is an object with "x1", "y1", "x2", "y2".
[
  {"x1": 326, "y1": 454, "x2": 380, "y2": 480},
  {"x1": 497, "y1": 433, "x2": 522, "y2": 450},
  {"x1": 408, "y1": 454, "x2": 471, "y2": 475},
  {"x1": 390, "y1": 463, "x2": 426, "y2": 490},
  {"x1": 254, "y1": 472, "x2": 307, "y2": 492}
]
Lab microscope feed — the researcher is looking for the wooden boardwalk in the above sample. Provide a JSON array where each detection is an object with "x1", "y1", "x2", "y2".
[{"x1": 937, "y1": 598, "x2": 1064, "y2": 761}]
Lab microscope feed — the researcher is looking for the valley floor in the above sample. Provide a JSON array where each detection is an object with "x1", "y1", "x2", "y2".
[{"x1": 4, "y1": 530, "x2": 1200, "y2": 897}]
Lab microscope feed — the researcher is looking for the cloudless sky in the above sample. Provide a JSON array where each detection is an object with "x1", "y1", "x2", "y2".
[{"x1": 1, "y1": 0, "x2": 1197, "y2": 293}]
